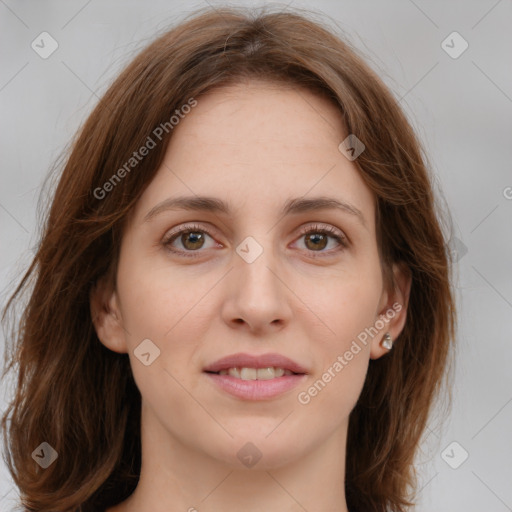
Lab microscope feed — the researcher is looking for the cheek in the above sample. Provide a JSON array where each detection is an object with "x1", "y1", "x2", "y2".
[
  {"x1": 116, "y1": 259, "x2": 208, "y2": 418},
  {"x1": 305, "y1": 256, "x2": 383, "y2": 346},
  {"x1": 294, "y1": 261, "x2": 381, "y2": 413},
  {"x1": 117, "y1": 245, "x2": 211, "y2": 339},
  {"x1": 296, "y1": 282, "x2": 375, "y2": 421},
  {"x1": 115, "y1": 251, "x2": 212, "y2": 394}
]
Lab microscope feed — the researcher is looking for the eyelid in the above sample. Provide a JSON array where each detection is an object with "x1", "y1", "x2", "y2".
[{"x1": 163, "y1": 222, "x2": 217, "y2": 241}]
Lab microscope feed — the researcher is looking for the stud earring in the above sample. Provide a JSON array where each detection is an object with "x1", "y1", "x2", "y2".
[{"x1": 381, "y1": 332, "x2": 393, "y2": 350}]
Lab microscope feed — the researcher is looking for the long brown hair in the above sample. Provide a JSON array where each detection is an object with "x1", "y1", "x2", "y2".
[{"x1": 1, "y1": 6, "x2": 456, "y2": 511}]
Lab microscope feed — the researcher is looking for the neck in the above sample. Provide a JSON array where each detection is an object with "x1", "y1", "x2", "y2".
[{"x1": 108, "y1": 400, "x2": 350, "y2": 512}]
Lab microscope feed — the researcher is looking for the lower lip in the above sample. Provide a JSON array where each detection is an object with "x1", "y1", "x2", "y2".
[{"x1": 204, "y1": 372, "x2": 307, "y2": 400}]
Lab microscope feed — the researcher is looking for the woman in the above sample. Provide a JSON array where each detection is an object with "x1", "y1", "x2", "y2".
[{"x1": 1, "y1": 6, "x2": 456, "y2": 512}]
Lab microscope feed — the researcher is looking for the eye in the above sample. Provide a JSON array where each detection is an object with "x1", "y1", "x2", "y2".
[
  {"x1": 162, "y1": 222, "x2": 348, "y2": 259},
  {"x1": 162, "y1": 223, "x2": 218, "y2": 258},
  {"x1": 294, "y1": 223, "x2": 347, "y2": 256}
]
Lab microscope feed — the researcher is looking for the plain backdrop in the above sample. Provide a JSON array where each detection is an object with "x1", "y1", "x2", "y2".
[{"x1": 1, "y1": 1, "x2": 511, "y2": 510}]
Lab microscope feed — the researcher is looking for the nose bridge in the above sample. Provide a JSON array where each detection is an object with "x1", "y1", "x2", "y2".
[
  {"x1": 235, "y1": 233, "x2": 281, "y2": 298},
  {"x1": 225, "y1": 231, "x2": 292, "y2": 330}
]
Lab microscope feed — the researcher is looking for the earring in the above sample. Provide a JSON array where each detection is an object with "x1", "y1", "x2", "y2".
[{"x1": 381, "y1": 332, "x2": 393, "y2": 350}]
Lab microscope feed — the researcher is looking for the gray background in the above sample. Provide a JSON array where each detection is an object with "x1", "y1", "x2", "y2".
[{"x1": 1, "y1": 0, "x2": 511, "y2": 510}]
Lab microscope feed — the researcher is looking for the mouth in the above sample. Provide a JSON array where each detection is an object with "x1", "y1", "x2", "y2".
[{"x1": 203, "y1": 352, "x2": 308, "y2": 400}]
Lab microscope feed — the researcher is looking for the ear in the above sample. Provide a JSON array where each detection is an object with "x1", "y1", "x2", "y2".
[
  {"x1": 90, "y1": 275, "x2": 128, "y2": 354},
  {"x1": 370, "y1": 261, "x2": 412, "y2": 360}
]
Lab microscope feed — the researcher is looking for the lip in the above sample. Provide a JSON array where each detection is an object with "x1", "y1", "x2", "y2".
[
  {"x1": 203, "y1": 352, "x2": 309, "y2": 374},
  {"x1": 203, "y1": 352, "x2": 309, "y2": 401},
  {"x1": 205, "y1": 373, "x2": 307, "y2": 400}
]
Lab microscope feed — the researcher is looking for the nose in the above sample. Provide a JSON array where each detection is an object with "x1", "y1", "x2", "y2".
[{"x1": 221, "y1": 242, "x2": 293, "y2": 335}]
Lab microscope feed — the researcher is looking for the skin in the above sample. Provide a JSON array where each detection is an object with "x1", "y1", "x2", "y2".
[{"x1": 92, "y1": 79, "x2": 411, "y2": 512}]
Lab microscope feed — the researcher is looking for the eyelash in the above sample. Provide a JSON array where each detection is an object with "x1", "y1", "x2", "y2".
[{"x1": 162, "y1": 223, "x2": 348, "y2": 259}]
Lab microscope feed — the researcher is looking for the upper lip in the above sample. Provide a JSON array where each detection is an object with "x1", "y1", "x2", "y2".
[{"x1": 203, "y1": 352, "x2": 308, "y2": 374}]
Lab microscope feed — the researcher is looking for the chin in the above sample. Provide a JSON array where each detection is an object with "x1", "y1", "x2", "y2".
[{"x1": 208, "y1": 432, "x2": 309, "y2": 471}]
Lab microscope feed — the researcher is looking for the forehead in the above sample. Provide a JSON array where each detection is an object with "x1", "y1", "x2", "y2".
[
  {"x1": 179, "y1": 79, "x2": 343, "y2": 150},
  {"x1": 130, "y1": 80, "x2": 375, "y2": 229}
]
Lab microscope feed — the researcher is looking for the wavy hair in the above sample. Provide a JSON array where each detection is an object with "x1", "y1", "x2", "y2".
[{"x1": 1, "y1": 6, "x2": 456, "y2": 511}]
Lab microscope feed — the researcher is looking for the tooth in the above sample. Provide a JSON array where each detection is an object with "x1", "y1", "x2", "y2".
[
  {"x1": 220, "y1": 367, "x2": 292, "y2": 379},
  {"x1": 256, "y1": 367, "x2": 276, "y2": 380},
  {"x1": 228, "y1": 367, "x2": 241, "y2": 378},
  {"x1": 240, "y1": 367, "x2": 257, "y2": 380}
]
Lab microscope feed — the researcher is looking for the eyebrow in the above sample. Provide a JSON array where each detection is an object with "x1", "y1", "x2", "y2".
[{"x1": 143, "y1": 195, "x2": 366, "y2": 227}]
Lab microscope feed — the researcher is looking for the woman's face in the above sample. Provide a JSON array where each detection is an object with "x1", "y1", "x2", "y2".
[{"x1": 93, "y1": 80, "x2": 410, "y2": 470}]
